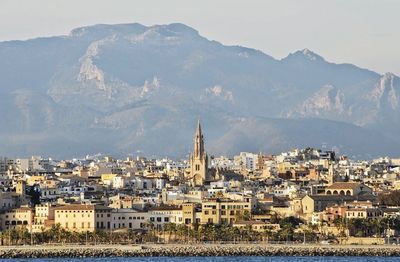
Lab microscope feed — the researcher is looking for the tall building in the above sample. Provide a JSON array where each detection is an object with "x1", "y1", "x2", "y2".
[
  {"x1": 16, "y1": 180, "x2": 26, "y2": 196},
  {"x1": 189, "y1": 120, "x2": 209, "y2": 186}
]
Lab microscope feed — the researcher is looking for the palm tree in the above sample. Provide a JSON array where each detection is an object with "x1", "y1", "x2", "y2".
[
  {"x1": 142, "y1": 220, "x2": 155, "y2": 242},
  {"x1": 263, "y1": 227, "x2": 273, "y2": 244},
  {"x1": 164, "y1": 222, "x2": 176, "y2": 243},
  {"x1": 176, "y1": 224, "x2": 188, "y2": 243}
]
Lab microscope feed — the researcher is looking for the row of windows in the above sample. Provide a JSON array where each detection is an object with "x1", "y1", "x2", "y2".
[
  {"x1": 5, "y1": 220, "x2": 28, "y2": 225},
  {"x1": 96, "y1": 214, "x2": 111, "y2": 218},
  {"x1": 58, "y1": 214, "x2": 91, "y2": 218},
  {"x1": 204, "y1": 210, "x2": 242, "y2": 216},
  {"x1": 113, "y1": 216, "x2": 145, "y2": 220},
  {"x1": 150, "y1": 217, "x2": 169, "y2": 222},
  {"x1": 56, "y1": 210, "x2": 93, "y2": 213},
  {"x1": 223, "y1": 205, "x2": 249, "y2": 209},
  {"x1": 111, "y1": 222, "x2": 144, "y2": 229},
  {"x1": 65, "y1": 222, "x2": 90, "y2": 229}
]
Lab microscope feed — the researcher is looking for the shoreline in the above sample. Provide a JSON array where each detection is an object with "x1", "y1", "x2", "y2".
[{"x1": 1, "y1": 244, "x2": 400, "y2": 258}]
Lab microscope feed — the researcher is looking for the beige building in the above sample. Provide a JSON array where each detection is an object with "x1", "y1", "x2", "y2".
[
  {"x1": 54, "y1": 204, "x2": 112, "y2": 232},
  {"x1": 109, "y1": 194, "x2": 136, "y2": 209},
  {"x1": 200, "y1": 199, "x2": 251, "y2": 225},
  {"x1": 0, "y1": 206, "x2": 34, "y2": 232},
  {"x1": 111, "y1": 209, "x2": 148, "y2": 231},
  {"x1": 32, "y1": 203, "x2": 57, "y2": 232},
  {"x1": 325, "y1": 182, "x2": 372, "y2": 196},
  {"x1": 346, "y1": 207, "x2": 383, "y2": 219},
  {"x1": 148, "y1": 205, "x2": 183, "y2": 229},
  {"x1": 182, "y1": 203, "x2": 197, "y2": 225},
  {"x1": 301, "y1": 195, "x2": 355, "y2": 221}
]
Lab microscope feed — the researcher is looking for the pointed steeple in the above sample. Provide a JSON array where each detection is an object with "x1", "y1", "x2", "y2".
[
  {"x1": 194, "y1": 120, "x2": 204, "y2": 158},
  {"x1": 189, "y1": 119, "x2": 208, "y2": 186}
]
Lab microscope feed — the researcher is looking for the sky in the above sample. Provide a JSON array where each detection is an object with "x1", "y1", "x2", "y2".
[{"x1": 0, "y1": 0, "x2": 399, "y2": 75}]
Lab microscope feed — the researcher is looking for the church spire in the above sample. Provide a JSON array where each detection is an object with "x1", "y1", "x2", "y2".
[
  {"x1": 189, "y1": 119, "x2": 208, "y2": 186},
  {"x1": 194, "y1": 120, "x2": 204, "y2": 158},
  {"x1": 196, "y1": 119, "x2": 202, "y2": 137}
]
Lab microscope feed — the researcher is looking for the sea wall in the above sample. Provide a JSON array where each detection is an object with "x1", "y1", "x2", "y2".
[{"x1": 0, "y1": 244, "x2": 400, "y2": 258}]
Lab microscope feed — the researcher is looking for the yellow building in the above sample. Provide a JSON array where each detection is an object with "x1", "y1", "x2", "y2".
[
  {"x1": 182, "y1": 203, "x2": 197, "y2": 225},
  {"x1": 26, "y1": 175, "x2": 45, "y2": 186},
  {"x1": 101, "y1": 173, "x2": 118, "y2": 185}
]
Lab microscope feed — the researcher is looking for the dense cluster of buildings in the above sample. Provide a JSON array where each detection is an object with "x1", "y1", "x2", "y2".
[{"x1": 1, "y1": 121, "x2": 400, "y2": 239}]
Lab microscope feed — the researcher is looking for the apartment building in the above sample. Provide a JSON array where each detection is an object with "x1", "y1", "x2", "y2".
[
  {"x1": 0, "y1": 206, "x2": 34, "y2": 232},
  {"x1": 200, "y1": 199, "x2": 251, "y2": 225}
]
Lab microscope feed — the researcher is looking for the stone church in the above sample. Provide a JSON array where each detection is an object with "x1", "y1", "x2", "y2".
[{"x1": 188, "y1": 120, "x2": 211, "y2": 186}]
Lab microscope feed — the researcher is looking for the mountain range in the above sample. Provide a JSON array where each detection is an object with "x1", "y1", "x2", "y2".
[{"x1": 0, "y1": 23, "x2": 399, "y2": 159}]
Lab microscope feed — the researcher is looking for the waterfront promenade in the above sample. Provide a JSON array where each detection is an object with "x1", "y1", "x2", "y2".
[{"x1": 1, "y1": 244, "x2": 400, "y2": 258}]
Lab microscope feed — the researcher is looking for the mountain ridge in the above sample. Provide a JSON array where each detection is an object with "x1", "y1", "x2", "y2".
[{"x1": 0, "y1": 22, "x2": 399, "y2": 159}]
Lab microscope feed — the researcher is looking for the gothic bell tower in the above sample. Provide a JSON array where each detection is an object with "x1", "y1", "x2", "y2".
[{"x1": 189, "y1": 120, "x2": 208, "y2": 186}]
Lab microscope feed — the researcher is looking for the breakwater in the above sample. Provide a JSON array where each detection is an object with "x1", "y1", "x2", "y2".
[{"x1": 1, "y1": 244, "x2": 400, "y2": 258}]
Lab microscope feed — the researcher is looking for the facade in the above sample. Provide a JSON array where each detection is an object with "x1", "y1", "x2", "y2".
[
  {"x1": 54, "y1": 204, "x2": 112, "y2": 232},
  {"x1": 301, "y1": 195, "x2": 355, "y2": 221},
  {"x1": 110, "y1": 209, "x2": 148, "y2": 231},
  {"x1": 200, "y1": 199, "x2": 251, "y2": 225},
  {"x1": 346, "y1": 207, "x2": 383, "y2": 219},
  {"x1": 32, "y1": 203, "x2": 57, "y2": 232},
  {"x1": 325, "y1": 182, "x2": 373, "y2": 196},
  {"x1": 0, "y1": 207, "x2": 34, "y2": 232}
]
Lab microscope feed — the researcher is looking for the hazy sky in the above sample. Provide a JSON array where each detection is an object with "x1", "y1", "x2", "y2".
[{"x1": 1, "y1": 0, "x2": 399, "y2": 75}]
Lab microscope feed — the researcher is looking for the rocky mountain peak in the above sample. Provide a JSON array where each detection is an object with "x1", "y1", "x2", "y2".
[
  {"x1": 283, "y1": 48, "x2": 325, "y2": 62},
  {"x1": 369, "y1": 72, "x2": 399, "y2": 110}
]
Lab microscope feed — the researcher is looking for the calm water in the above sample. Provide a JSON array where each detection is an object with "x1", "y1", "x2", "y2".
[{"x1": 1, "y1": 257, "x2": 399, "y2": 262}]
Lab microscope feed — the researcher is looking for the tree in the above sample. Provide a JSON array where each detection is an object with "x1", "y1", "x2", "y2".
[{"x1": 164, "y1": 222, "x2": 176, "y2": 243}]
